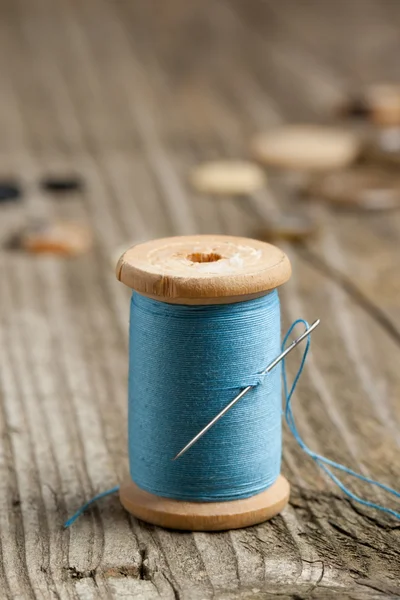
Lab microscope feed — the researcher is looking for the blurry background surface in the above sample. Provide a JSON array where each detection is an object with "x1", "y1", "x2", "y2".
[{"x1": 0, "y1": 1, "x2": 400, "y2": 598}]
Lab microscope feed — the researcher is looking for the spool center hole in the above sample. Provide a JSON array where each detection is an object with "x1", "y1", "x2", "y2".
[{"x1": 188, "y1": 252, "x2": 222, "y2": 263}]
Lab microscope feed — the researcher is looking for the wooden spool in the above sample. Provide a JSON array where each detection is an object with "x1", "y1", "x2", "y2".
[{"x1": 116, "y1": 235, "x2": 291, "y2": 531}]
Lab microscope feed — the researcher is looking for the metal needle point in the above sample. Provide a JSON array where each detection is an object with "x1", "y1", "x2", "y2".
[{"x1": 173, "y1": 319, "x2": 320, "y2": 461}]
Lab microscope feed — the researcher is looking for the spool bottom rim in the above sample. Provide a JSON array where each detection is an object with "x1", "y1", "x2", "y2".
[{"x1": 119, "y1": 474, "x2": 290, "y2": 531}]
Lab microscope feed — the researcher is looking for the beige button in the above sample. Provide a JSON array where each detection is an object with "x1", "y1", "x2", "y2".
[
  {"x1": 251, "y1": 125, "x2": 360, "y2": 171},
  {"x1": 257, "y1": 214, "x2": 317, "y2": 242},
  {"x1": 365, "y1": 84, "x2": 400, "y2": 127},
  {"x1": 190, "y1": 161, "x2": 266, "y2": 195},
  {"x1": 307, "y1": 167, "x2": 400, "y2": 211},
  {"x1": 10, "y1": 220, "x2": 93, "y2": 256}
]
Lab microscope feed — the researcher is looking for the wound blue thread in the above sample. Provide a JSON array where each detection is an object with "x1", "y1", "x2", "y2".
[
  {"x1": 128, "y1": 291, "x2": 282, "y2": 501},
  {"x1": 64, "y1": 300, "x2": 400, "y2": 527}
]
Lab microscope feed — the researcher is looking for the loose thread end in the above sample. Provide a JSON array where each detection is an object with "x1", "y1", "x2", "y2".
[{"x1": 64, "y1": 485, "x2": 120, "y2": 529}]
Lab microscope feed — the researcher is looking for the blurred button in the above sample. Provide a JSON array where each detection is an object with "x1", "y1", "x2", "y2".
[
  {"x1": 257, "y1": 214, "x2": 317, "y2": 242},
  {"x1": 251, "y1": 125, "x2": 360, "y2": 171},
  {"x1": 40, "y1": 176, "x2": 84, "y2": 194},
  {"x1": 339, "y1": 97, "x2": 371, "y2": 120},
  {"x1": 190, "y1": 160, "x2": 266, "y2": 195},
  {"x1": 365, "y1": 83, "x2": 400, "y2": 127},
  {"x1": 306, "y1": 167, "x2": 400, "y2": 211},
  {"x1": 0, "y1": 181, "x2": 22, "y2": 203},
  {"x1": 7, "y1": 220, "x2": 93, "y2": 256}
]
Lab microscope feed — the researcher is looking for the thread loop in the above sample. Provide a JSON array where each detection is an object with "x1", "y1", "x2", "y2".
[{"x1": 282, "y1": 320, "x2": 400, "y2": 520}]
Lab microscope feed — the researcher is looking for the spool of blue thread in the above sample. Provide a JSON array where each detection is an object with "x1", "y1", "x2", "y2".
[{"x1": 116, "y1": 234, "x2": 292, "y2": 531}]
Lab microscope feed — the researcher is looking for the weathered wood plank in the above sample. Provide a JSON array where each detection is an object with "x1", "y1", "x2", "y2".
[{"x1": 0, "y1": 0, "x2": 400, "y2": 598}]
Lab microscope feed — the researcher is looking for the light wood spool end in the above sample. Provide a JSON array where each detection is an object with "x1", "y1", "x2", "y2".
[
  {"x1": 116, "y1": 234, "x2": 291, "y2": 304},
  {"x1": 116, "y1": 235, "x2": 291, "y2": 530},
  {"x1": 119, "y1": 476, "x2": 290, "y2": 531}
]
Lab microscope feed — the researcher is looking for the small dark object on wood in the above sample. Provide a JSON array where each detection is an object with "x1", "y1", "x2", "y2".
[
  {"x1": 339, "y1": 98, "x2": 371, "y2": 119},
  {"x1": 40, "y1": 176, "x2": 84, "y2": 194},
  {"x1": 339, "y1": 84, "x2": 400, "y2": 126},
  {"x1": 257, "y1": 214, "x2": 317, "y2": 243},
  {"x1": 0, "y1": 181, "x2": 22, "y2": 203}
]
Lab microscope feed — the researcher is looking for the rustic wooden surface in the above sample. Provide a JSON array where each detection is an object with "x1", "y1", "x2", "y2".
[{"x1": 1, "y1": 0, "x2": 400, "y2": 598}]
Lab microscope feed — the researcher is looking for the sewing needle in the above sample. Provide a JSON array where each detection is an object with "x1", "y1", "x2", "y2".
[{"x1": 173, "y1": 319, "x2": 320, "y2": 461}]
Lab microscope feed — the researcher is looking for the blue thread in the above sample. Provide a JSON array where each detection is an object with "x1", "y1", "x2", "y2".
[
  {"x1": 64, "y1": 302, "x2": 400, "y2": 527},
  {"x1": 281, "y1": 320, "x2": 400, "y2": 520},
  {"x1": 64, "y1": 486, "x2": 120, "y2": 528},
  {"x1": 128, "y1": 292, "x2": 282, "y2": 501}
]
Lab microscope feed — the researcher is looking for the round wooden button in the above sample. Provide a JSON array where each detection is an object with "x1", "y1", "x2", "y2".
[
  {"x1": 251, "y1": 125, "x2": 361, "y2": 171},
  {"x1": 190, "y1": 160, "x2": 266, "y2": 195},
  {"x1": 8, "y1": 220, "x2": 93, "y2": 256},
  {"x1": 306, "y1": 167, "x2": 400, "y2": 211},
  {"x1": 365, "y1": 84, "x2": 400, "y2": 127}
]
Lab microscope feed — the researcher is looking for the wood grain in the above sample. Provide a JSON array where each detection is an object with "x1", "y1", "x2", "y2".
[{"x1": 0, "y1": 0, "x2": 399, "y2": 598}]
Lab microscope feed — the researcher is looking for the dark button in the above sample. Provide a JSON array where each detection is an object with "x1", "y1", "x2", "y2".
[
  {"x1": 257, "y1": 214, "x2": 318, "y2": 242},
  {"x1": 340, "y1": 98, "x2": 371, "y2": 119},
  {"x1": 0, "y1": 181, "x2": 22, "y2": 203},
  {"x1": 40, "y1": 176, "x2": 84, "y2": 194}
]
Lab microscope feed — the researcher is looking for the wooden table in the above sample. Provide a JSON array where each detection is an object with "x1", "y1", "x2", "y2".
[{"x1": 1, "y1": 1, "x2": 400, "y2": 598}]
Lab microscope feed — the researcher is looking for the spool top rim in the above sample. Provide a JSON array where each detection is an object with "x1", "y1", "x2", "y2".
[{"x1": 116, "y1": 235, "x2": 291, "y2": 303}]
